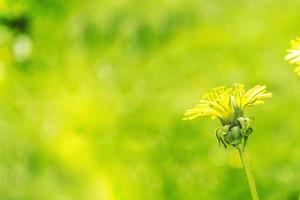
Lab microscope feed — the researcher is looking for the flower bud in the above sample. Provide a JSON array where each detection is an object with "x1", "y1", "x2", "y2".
[
  {"x1": 224, "y1": 126, "x2": 242, "y2": 145},
  {"x1": 216, "y1": 117, "x2": 255, "y2": 148}
]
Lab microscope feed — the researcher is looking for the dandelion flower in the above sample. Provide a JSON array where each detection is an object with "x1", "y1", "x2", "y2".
[
  {"x1": 285, "y1": 37, "x2": 300, "y2": 75},
  {"x1": 183, "y1": 84, "x2": 272, "y2": 199}
]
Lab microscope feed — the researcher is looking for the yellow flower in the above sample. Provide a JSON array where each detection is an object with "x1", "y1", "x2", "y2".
[
  {"x1": 285, "y1": 37, "x2": 300, "y2": 75},
  {"x1": 183, "y1": 84, "x2": 272, "y2": 125}
]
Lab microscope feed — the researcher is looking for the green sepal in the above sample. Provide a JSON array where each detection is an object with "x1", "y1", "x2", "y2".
[{"x1": 215, "y1": 127, "x2": 227, "y2": 148}]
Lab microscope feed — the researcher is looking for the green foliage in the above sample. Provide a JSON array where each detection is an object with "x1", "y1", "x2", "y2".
[{"x1": 0, "y1": 0, "x2": 300, "y2": 199}]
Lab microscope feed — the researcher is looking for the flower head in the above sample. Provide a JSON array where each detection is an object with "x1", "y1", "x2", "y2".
[
  {"x1": 285, "y1": 37, "x2": 300, "y2": 75},
  {"x1": 183, "y1": 84, "x2": 272, "y2": 148},
  {"x1": 183, "y1": 84, "x2": 272, "y2": 125}
]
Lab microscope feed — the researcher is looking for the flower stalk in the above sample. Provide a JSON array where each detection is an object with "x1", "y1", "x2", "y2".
[{"x1": 237, "y1": 145, "x2": 259, "y2": 200}]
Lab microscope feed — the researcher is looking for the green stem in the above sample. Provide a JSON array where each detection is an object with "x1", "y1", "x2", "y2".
[{"x1": 237, "y1": 146, "x2": 259, "y2": 200}]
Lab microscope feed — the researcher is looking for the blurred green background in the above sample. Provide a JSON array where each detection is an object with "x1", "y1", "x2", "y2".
[{"x1": 0, "y1": 0, "x2": 300, "y2": 199}]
